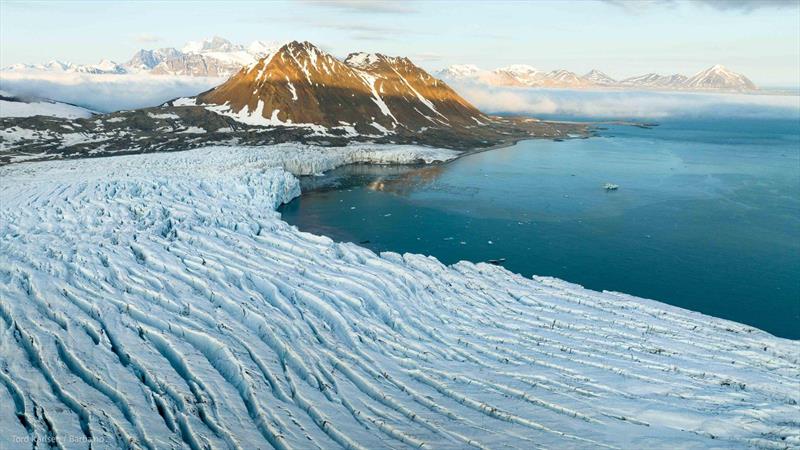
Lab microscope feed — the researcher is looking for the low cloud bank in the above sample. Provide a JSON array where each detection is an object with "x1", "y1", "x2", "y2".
[
  {"x1": 456, "y1": 83, "x2": 800, "y2": 120},
  {"x1": 0, "y1": 72, "x2": 223, "y2": 112},
  {"x1": 1, "y1": 72, "x2": 797, "y2": 120}
]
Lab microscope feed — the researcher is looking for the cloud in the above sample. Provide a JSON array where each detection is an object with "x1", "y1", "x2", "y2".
[
  {"x1": 292, "y1": 18, "x2": 429, "y2": 42},
  {"x1": 600, "y1": 0, "x2": 796, "y2": 13},
  {"x1": 351, "y1": 33, "x2": 390, "y2": 41},
  {"x1": 693, "y1": 0, "x2": 797, "y2": 11},
  {"x1": 316, "y1": 22, "x2": 405, "y2": 40},
  {"x1": 0, "y1": 72, "x2": 222, "y2": 112},
  {"x1": 409, "y1": 52, "x2": 443, "y2": 62},
  {"x1": 454, "y1": 83, "x2": 800, "y2": 119},
  {"x1": 134, "y1": 33, "x2": 162, "y2": 44},
  {"x1": 300, "y1": 0, "x2": 417, "y2": 14}
]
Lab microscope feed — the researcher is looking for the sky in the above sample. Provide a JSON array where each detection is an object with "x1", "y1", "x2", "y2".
[{"x1": 1, "y1": 0, "x2": 799, "y2": 87}]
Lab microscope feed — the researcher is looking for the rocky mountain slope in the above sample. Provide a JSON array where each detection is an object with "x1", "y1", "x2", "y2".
[
  {"x1": 190, "y1": 41, "x2": 489, "y2": 135},
  {"x1": 618, "y1": 73, "x2": 689, "y2": 89},
  {"x1": 684, "y1": 64, "x2": 757, "y2": 90},
  {"x1": 583, "y1": 69, "x2": 617, "y2": 85},
  {"x1": 146, "y1": 37, "x2": 276, "y2": 77},
  {"x1": 439, "y1": 63, "x2": 758, "y2": 92}
]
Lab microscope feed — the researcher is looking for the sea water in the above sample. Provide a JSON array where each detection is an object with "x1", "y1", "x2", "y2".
[{"x1": 279, "y1": 118, "x2": 800, "y2": 338}]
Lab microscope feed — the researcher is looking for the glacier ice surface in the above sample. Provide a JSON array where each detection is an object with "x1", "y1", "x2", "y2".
[{"x1": 0, "y1": 144, "x2": 797, "y2": 449}]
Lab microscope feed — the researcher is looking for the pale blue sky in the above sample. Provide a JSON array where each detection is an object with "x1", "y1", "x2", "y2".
[{"x1": 1, "y1": 0, "x2": 798, "y2": 86}]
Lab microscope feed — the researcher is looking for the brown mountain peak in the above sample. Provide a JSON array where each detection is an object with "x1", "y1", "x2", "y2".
[{"x1": 196, "y1": 40, "x2": 488, "y2": 135}]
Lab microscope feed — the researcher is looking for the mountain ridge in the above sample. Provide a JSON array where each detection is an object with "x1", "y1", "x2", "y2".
[
  {"x1": 3, "y1": 36, "x2": 277, "y2": 78},
  {"x1": 439, "y1": 63, "x2": 757, "y2": 92},
  {"x1": 0, "y1": 36, "x2": 760, "y2": 91}
]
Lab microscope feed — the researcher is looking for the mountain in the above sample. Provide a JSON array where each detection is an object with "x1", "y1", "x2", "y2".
[
  {"x1": 619, "y1": 73, "x2": 689, "y2": 89},
  {"x1": 439, "y1": 64, "x2": 757, "y2": 92},
  {"x1": 492, "y1": 64, "x2": 543, "y2": 86},
  {"x1": 440, "y1": 64, "x2": 593, "y2": 89},
  {"x1": 3, "y1": 59, "x2": 126, "y2": 74},
  {"x1": 126, "y1": 48, "x2": 184, "y2": 71},
  {"x1": 181, "y1": 35, "x2": 240, "y2": 53},
  {"x1": 2, "y1": 37, "x2": 758, "y2": 92},
  {"x1": 583, "y1": 69, "x2": 616, "y2": 85},
  {"x1": 74, "y1": 59, "x2": 127, "y2": 74},
  {"x1": 192, "y1": 41, "x2": 489, "y2": 135},
  {"x1": 149, "y1": 53, "x2": 249, "y2": 77},
  {"x1": 137, "y1": 36, "x2": 278, "y2": 77},
  {"x1": 2, "y1": 36, "x2": 277, "y2": 78},
  {"x1": 437, "y1": 63, "x2": 483, "y2": 80},
  {"x1": 684, "y1": 64, "x2": 757, "y2": 91}
]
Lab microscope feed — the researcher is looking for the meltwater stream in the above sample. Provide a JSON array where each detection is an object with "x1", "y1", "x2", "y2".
[{"x1": 279, "y1": 119, "x2": 800, "y2": 339}]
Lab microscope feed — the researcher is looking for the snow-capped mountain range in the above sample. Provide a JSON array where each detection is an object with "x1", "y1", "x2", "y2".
[
  {"x1": 4, "y1": 59, "x2": 128, "y2": 75},
  {"x1": 3, "y1": 36, "x2": 758, "y2": 91},
  {"x1": 438, "y1": 63, "x2": 757, "y2": 92},
  {"x1": 4, "y1": 36, "x2": 278, "y2": 78}
]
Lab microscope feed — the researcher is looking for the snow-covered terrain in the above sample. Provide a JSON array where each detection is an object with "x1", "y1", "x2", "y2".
[
  {"x1": 0, "y1": 95, "x2": 95, "y2": 119},
  {"x1": 1, "y1": 146, "x2": 797, "y2": 449}
]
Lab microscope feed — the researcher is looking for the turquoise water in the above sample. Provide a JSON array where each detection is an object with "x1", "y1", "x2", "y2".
[{"x1": 279, "y1": 118, "x2": 800, "y2": 339}]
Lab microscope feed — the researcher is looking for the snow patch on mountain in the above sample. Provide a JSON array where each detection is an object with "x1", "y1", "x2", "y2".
[{"x1": 583, "y1": 69, "x2": 616, "y2": 85}]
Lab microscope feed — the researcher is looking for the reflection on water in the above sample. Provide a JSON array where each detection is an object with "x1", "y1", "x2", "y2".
[
  {"x1": 366, "y1": 165, "x2": 449, "y2": 196},
  {"x1": 281, "y1": 119, "x2": 800, "y2": 338},
  {"x1": 298, "y1": 163, "x2": 451, "y2": 197}
]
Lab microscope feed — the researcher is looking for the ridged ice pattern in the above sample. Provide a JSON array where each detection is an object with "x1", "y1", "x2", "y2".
[{"x1": 1, "y1": 146, "x2": 798, "y2": 450}]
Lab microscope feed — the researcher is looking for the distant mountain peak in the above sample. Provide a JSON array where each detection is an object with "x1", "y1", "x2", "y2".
[
  {"x1": 182, "y1": 36, "x2": 240, "y2": 54},
  {"x1": 684, "y1": 64, "x2": 756, "y2": 91},
  {"x1": 584, "y1": 69, "x2": 616, "y2": 85},
  {"x1": 494, "y1": 64, "x2": 541, "y2": 79}
]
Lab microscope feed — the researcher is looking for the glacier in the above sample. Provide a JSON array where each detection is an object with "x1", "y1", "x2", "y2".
[{"x1": 0, "y1": 144, "x2": 798, "y2": 449}]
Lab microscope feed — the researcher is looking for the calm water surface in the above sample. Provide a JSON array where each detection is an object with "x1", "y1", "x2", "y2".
[{"x1": 279, "y1": 118, "x2": 800, "y2": 339}]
